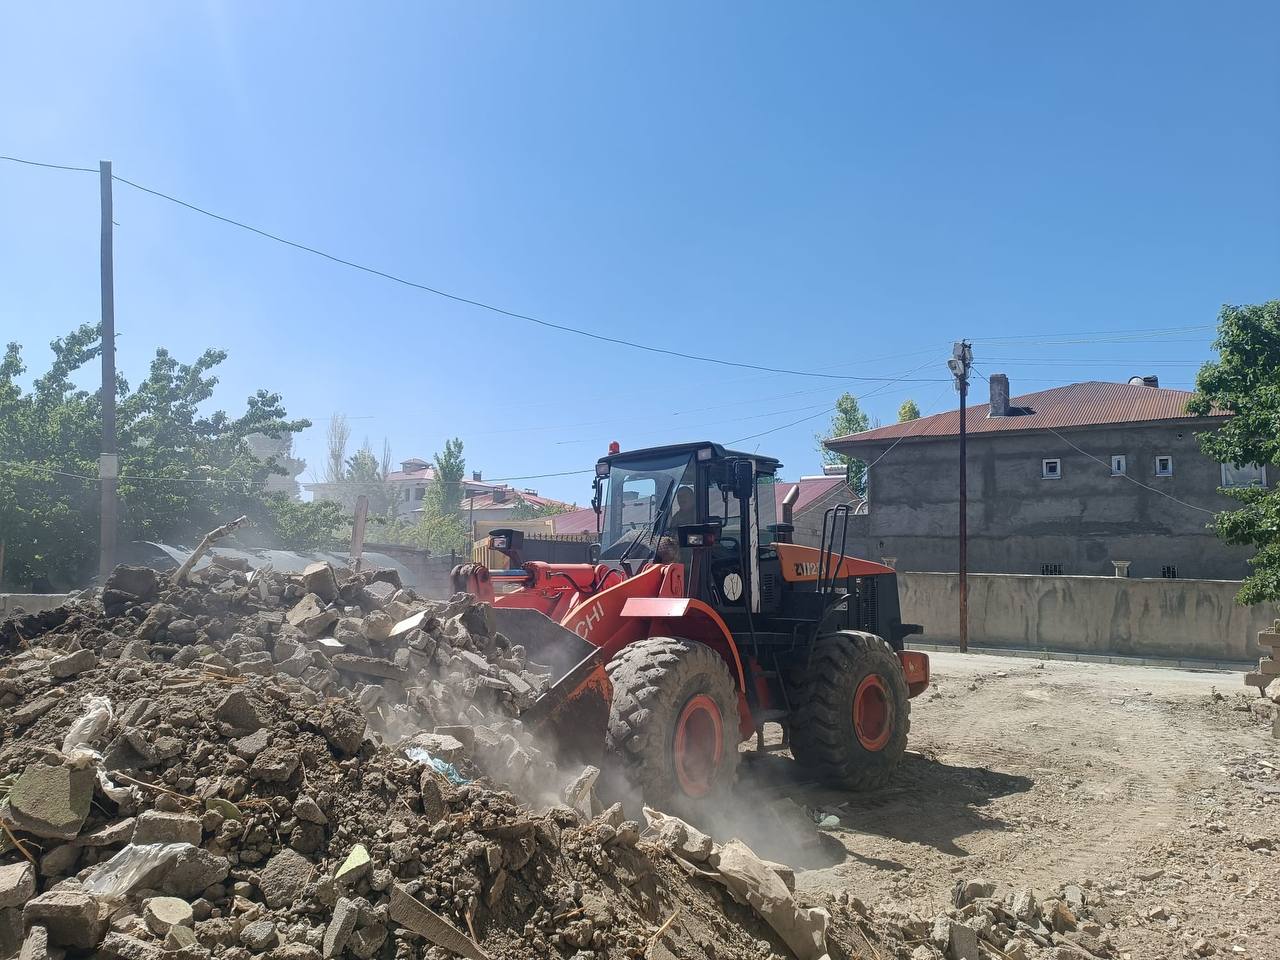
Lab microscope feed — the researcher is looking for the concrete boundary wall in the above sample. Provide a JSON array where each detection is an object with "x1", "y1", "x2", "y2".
[
  {"x1": 0, "y1": 594, "x2": 71, "y2": 616},
  {"x1": 898, "y1": 572, "x2": 1276, "y2": 663}
]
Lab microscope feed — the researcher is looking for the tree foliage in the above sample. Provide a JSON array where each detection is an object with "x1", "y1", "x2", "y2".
[
  {"x1": 0, "y1": 324, "x2": 340, "y2": 589},
  {"x1": 819, "y1": 393, "x2": 871, "y2": 493},
  {"x1": 412, "y1": 438, "x2": 469, "y2": 554},
  {"x1": 1189, "y1": 300, "x2": 1280, "y2": 604},
  {"x1": 897, "y1": 398, "x2": 921, "y2": 422}
]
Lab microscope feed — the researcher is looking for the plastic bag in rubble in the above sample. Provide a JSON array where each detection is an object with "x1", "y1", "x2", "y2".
[
  {"x1": 62, "y1": 695, "x2": 113, "y2": 754},
  {"x1": 404, "y1": 747, "x2": 469, "y2": 785},
  {"x1": 84, "y1": 842, "x2": 188, "y2": 899}
]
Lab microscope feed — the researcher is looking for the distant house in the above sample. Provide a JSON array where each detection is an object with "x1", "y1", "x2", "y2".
[
  {"x1": 774, "y1": 473, "x2": 865, "y2": 548},
  {"x1": 824, "y1": 375, "x2": 1270, "y2": 580},
  {"x1": 462, "y1": 486, "x2": 575, "y2": 529},
  {"x1": 245, "y1": 433, "x2": 306, "y2": 500},
  {"x1": 307, "y1": 461, "x2": 502, "y2": 514}
]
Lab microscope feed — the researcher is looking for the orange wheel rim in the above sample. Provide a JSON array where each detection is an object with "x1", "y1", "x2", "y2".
[
  {"x1": 853, "y1": 675, "x2": 892, "y2": 751},
  {"x1": 673, "y1": 694, "x2": 724, "y2": 798}
]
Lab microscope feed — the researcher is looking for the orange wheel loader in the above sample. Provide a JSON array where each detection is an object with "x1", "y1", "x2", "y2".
[{"x1": 452, "y1": 441, "x2": 929, "y2": 811}]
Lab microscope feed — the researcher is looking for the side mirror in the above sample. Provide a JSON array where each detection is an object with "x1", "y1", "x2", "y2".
[
  {"x1": 588, "y1": 542, "x2": 601, "y2": 564},
  {"x1": 591, "y1": 476, "x2": 603, "y2": 514},
  {"x1": 732, "y1": 460, "x2": 754, "y2": 501}
]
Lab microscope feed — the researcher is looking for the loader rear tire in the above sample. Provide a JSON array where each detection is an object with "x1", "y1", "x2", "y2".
[
  {"x1": 788, "y1": 631, "x2": 909, "y2": 790},
  {"x1": 605, "y1": 637, "x2": 740, "y2": 814}
]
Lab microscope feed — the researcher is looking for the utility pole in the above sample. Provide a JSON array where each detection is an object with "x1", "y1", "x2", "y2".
[
  {"x1": 948, "y1": 341, "x2": 973, "y2": 653},
  {"x1": 98, "y1": 161, "x2": 118, "y2": 583}
]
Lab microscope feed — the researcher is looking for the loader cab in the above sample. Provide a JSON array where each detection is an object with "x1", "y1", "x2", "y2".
[{"x1": 594, "y1": 442, "x2": 781, "y2": 613}]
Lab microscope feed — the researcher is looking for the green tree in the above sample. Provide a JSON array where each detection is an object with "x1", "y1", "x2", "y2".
[
  {"x1": 898, "y1": 398, "x2": 921, "y2": 422},
  {"x1": 819, "y1": 393, "x2": 872, "y2": 493},
  {"x1": 1188, "y1": 300, "x2": 1280, "y2": 604},
  {"x1": 0, "y1": 324, "x2": 340, "y2": 588},
  {"x1": 413, "y1": 438, "x2": 469, "y2": 554},
  {"x1": 509, "y1": 496, "x2": 570, "y2": 520}
]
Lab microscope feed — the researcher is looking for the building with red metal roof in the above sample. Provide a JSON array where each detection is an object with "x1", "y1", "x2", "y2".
[{"x1": 822, "y1": 375, "x2": 1266, "y2": 580}]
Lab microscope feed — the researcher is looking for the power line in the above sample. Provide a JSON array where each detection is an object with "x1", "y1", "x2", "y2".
[
  {"x1": 105, "y1": 173, "x2": 941, "y2": 384},
  {"x1": 727, "y1": 358, "x2": 939, "y2": 445},
  {"x1": 0, "y1": 155, "x2": 97, "y2": 174}
]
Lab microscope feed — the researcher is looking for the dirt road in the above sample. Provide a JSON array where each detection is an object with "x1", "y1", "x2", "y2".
[{"x1": 737, "y1": 652, "x2": 1280, "y2": 960}]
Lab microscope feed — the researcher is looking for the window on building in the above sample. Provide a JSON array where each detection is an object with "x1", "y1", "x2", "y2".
[
  {"x1": 1040, "y1": 562, "x2": 1064, "y2": 576},
  {"x1": 1154, "y1": 456, "x2": 1173, "y2": 477},
  {"x1": 414, "y1": 486, "x2": 425, "y2": 501},
  {"x1": 1161, "y1": 565, "x2": 1178, "y2": 579},
  {"x1": 1042, "y1": 458, "x2": 1062, "y2": 480},
  {"x1": 1221, "y1": 463, "x2": 1267, "y2": 489},
  {"x1": 1111, "y1": 455, "x2": 1126, "y2": 476}
]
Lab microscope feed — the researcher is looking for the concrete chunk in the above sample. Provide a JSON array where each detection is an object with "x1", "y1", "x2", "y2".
[
  {"x1": 143, "y1": 896, "x2": 193, "y2": 935},
  {"x1": 99, "y1": 931, "x2": 165, "y2": 960},
  {"x1": 287, "y1": 594, "x2": 339, "y2": 638},
  {"x1": 4, "y1": 763, "x2": 95, "y2": 839},
  {"x1": 48, "y1": 648, "x2": 97, "y2": 679},
  {"x1": 22, "y1": 890, "x2": 104, "y2": 949},
  {"x1": 133, "y1": 810, "x2": 202, "y2": 847},
  {"x1": 302, "y1": 562, "x2": 339, "y2": 603},
  {"x1": 213, "y1": 690, "x2": 262, "y2": 734},
  {"x1": 258, "y1": 848, "x2": 314, "y2": 910},
  {"x1": 323, "y1": 897, "x2": 358, "y2": 958},
  {"x1": 0, "y1": 862, "x2": 36, "y2": 909},
  {"x1": 334, "y1": 844, "x2": 370, "y2": 886},
  {"x1": 388, "y1": 884, "x2": 490, "y2": 960}
]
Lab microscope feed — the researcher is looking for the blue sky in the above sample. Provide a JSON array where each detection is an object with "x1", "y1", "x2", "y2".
[{"x1": 2, "y1": 2, "x2": 1276, "y2": 505}]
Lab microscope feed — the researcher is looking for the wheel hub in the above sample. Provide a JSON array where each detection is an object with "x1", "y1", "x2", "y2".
[
  {"x1": 673, "y1": 694, "x2": 724, "y2": 797},
  {"x1": 853, "y1": 674, "x2": 892, "y2": 751}
]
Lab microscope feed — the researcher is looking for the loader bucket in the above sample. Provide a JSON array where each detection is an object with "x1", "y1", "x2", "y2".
[{"x1": 489, "y1": 606, "x2": 610, "y2": 764}]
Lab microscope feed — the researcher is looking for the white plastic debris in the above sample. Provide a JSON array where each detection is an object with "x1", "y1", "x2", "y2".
[
  {"x1": 83, "y1": 842, "x2": 189, "y2": 899},
  {"x1": 62, "y1": 695, "x2": 113, "y2": 754}
]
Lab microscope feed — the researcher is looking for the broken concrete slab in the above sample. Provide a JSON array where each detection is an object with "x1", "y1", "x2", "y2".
[
  {"x1": 258, "y1": 848, "x2": 314, "y2": 910},
  {"x1": 22, "y1": 890, "x2": 105, "y2": 949},
  {"x1": 322, "y1": 897, "x2": 358, "y2": 958},
  {"x1": 286, "y1": 594, "x2": 339, "y2": 638},
  {"x1": 388, "y1": 883, "x2": 490, "y2": 960},
  {"x1": 334, "y1": 844, "x2": 370, "y2": 886},
  {"x1": 213, "y1": 689, "x2": 263, "y2": 734},
  {"x1": 301, "y1": 562, "x2": 339, "y2": 603},
  {"x1": 3, "y1": 763, "x2": 95, "y2": 839},
  {"x1": 157, "y1": 844, "x2": 230, "y2": 899},
  {"x1": 0, "y1": 862, "x2": 36, "y2": 909},
  {"x1": 48, "y1": 648, "x2": 96, "y2": 679},
  {"x1": 99, "y1": 930, "x2": 166, "y2": 960},
  {"x1": 330, "y1": 654, "x2": 408, "y2": 682},
  {"x1": 293, "y1": 795, "x2": 328, "y2": 826},
  {"x1": 133, "y1": 810, "x2": 202, "y2": 847},
  {"x1": 142, "y1": 896, "x2": 193, "y2": 935}
]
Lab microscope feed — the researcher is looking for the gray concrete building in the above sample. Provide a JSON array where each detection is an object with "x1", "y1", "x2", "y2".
[{"x1": 825, "y1": 376, "x2": 1271, "y2": 580}]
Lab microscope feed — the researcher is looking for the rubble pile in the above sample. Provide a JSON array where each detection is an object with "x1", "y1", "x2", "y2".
[
  {"x1": 0, "y1": 561, "x2": 834, "y2": 960},
  {"x1": 0, "y1": 559, "x2": 1111, "y2": 959}
]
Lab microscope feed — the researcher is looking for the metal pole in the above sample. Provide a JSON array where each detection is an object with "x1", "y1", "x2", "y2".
[
  {"x1": 98, "y1": 161, "x2": 118, "y2": 584},
  {"x1": 958, "y1": 372, "x2": 968, "y2": 653}
]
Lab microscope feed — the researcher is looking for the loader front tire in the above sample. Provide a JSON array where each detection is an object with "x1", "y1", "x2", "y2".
[
  {"x1": 788, "y1": 631, "x2": 909, "y2": 790},
  {"x1": 605, "y1": 637, "x2": 740, "y2": 813}
]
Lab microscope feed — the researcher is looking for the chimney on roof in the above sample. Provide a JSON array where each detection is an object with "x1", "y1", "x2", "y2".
[
  {"x1": 492, "y1": 487, "x2": 507, "y2": 503},
  {"x1": 1128, "y1": 375, "x2": 1159, "y2": 388},
  {"x1": 988, "y1": 373, "x2": 1010, "y2": 417},
  {"x1": 472, "y1": 470, "x2": 482, "y2": 481}
]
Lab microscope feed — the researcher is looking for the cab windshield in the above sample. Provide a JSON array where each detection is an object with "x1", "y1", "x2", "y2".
[{"x1": 598, "y1": 452, "x2": 695, "y2": 561}]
